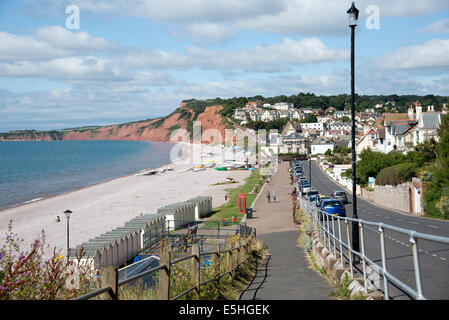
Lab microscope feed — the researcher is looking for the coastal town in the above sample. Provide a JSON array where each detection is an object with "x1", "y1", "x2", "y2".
[{"x1": 233, "y1": 100, "x2": 447, "y2": 157}]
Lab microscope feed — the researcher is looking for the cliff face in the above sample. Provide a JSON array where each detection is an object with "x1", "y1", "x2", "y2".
[{"x1": 0, "y1": 103, "x2": 228, "y2": 144}]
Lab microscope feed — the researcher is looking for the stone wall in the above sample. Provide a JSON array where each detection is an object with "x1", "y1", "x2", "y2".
[{"x1": 361, "y1": 183, "x2": 412, "y2": 214}]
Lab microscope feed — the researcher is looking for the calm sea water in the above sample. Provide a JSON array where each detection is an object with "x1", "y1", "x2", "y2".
[{"x1": 0, "y1": 140, "x2": 173, "y2": 210}]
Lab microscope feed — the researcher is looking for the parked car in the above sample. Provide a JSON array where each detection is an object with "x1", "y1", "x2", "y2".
[
  {"x1": 300, "y1": 183, "x2": 311, "y2": 195},
  {"x1": 319, "y1": 199, "x2": 346, "y2": 219},
  {"x1": 332, "y1": 190, "x2": 348, "y2": 204},
  {"x1": 309, "y1": 194, "x2": 319, "y2": 203},
  {"x1": 316, "y1": 195, "x2": 331, "y2": 207},
  {"x1": 306, "y1": 190, "x2": 319, "y2": 200}
]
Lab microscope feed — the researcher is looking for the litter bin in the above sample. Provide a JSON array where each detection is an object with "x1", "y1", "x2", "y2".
[{"x1": 246, "y1": 208, "x2": 253, "y2": 219}]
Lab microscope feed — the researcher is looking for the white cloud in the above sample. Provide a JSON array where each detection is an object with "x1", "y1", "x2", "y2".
[
  {"x1": 122, "y1": 37, "x2": 348, "y2": 73},
  {"x1": 35, "y1": 25, "x2": 112, "y2": 51},
  {"x1": 182, "y1": 23, "x2": 236, "y2": 45},
  {"x1": 375, "y1": 39, "x2": 449, "y2": 71},
  {"x1": 0, "y1": 26, "x2": 111, "y2": 62},
  {"x1": 421, "y1": 19, "x2": 449, "y2": 34}
]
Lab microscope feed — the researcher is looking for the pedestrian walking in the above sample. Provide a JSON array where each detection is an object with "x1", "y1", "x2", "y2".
[
  {"x1": 272, "y1": 192, "x2": 277, "y2": 203},
  {"x1": 266, "y1": 190, "x2": 271, "y2": 203}
]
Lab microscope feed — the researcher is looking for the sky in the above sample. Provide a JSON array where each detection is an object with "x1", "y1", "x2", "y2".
[{"x1": 0, "y1": 0, "x2": 448, "y2": 131}]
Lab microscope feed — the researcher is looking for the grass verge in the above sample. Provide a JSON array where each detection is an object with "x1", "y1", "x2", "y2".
[{"x1": 202, "y1": 169, "x2": 264, "y2": 228}]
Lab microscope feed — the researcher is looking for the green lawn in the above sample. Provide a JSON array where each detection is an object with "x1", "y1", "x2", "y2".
[{"x1": 202, "y1": 169, "x2": 264, "y2": 228}]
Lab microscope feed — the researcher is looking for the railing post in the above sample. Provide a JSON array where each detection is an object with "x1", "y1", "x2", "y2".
[
  {"x1": 410, "y1": 233, "x2": 425, "y2": 300},
  {"x1": 378, "y1": 224, "x2": 389, "y2": 300},
  {"x1": 227, "y1": 240, "x2": 233, "y2": 275},
  {"x1": 158, "y1": 248, "x2": 171, "y2": 300},
  {"x1": 215, "y1": 243, "x2": 221, "y2": 292},
  {"x1": 359, "y1": 222, "x2": 368, "y2": 294},
  {"x1": 345, "y1": 220, "x2": 353, "y2": 276},
  {"x1": 190, "y1": 243, "x2": 200, "y2": 297},
  {"x1": 332, "y1": 216, "x2": 336, "y2": 257},
  {"x1": 338, "y1": 218, "x2": 343, "y2": 267},
  {"x1": 99, "y1": 266, "x2": 118, "y2": 300}
]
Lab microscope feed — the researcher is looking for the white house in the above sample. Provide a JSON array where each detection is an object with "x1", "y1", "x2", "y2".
[
  {"x1": 311, "y1": 137, "x2": 334, "y2": 155},
  {"x1": 300, "y1": 122, "x2": 324, "y2": 131},
  {"x1": 273, "y1": 102, "x2": 295, "y2": 111}
]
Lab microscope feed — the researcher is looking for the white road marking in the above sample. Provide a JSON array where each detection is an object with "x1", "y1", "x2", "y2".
[
  {"x1": 428, "y1": 225, "x2": 439, "y2": 229},
  {"x1": 410, "y1": 221, "x2": 418, "y2": 225}
]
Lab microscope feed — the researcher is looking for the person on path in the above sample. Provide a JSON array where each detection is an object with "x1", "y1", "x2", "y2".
[
  {"x1": 272, "y1": 192, "x2": 277, "y2": 203},
  {"x1": 266, "y1": 190, "x2": 271, "y2": 203}
]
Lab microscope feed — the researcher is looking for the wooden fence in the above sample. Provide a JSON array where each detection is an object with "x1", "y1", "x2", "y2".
[{"x1": 73, "y1": 231, "x2": 257, "y2": 300}]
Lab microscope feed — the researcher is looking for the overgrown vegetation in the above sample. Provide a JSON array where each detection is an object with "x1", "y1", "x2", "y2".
[
  {"x1": 118, "y1": 235, "x2": 266, "y2": 300},
  {"x1": 423, "y1": 114, "x2": 449, "y2": 219},
  {"x1": 325, "y1": 146, "x2": 351, "y2": 165},
  {"x1": 342, "y1": 141, "x2": 438, "y2": 186},
  {"x1": 0, "y1": 220, "x2": 97, "y2": 300}
]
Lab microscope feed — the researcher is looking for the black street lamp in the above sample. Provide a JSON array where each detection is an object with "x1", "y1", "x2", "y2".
[
  {"x1": 347, "y1": 2, "x2": 360, "y2": 260},
  {"x1": 64, "y1": 209, "x2": 72, "y2": 260}
]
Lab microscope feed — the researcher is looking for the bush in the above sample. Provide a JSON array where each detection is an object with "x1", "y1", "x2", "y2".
[
  {"x1": 376, "y1": 162, "x2": 418, "y2": 186},
  {"x1": 0, "y1": 220, "x2": 97, "y2": 300}
]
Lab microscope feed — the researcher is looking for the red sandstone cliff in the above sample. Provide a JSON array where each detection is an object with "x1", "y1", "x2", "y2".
[{"x1": 0, "y1": 103, "x2": 228, "y2": 144}]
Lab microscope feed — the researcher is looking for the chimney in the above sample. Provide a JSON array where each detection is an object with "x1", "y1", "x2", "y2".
[
  {"x1": 407, "y1": 105, "x2": 414, "y2": 119},
  {"x1": 416, "y1": 105, "x2": 422, "y2": 120}
]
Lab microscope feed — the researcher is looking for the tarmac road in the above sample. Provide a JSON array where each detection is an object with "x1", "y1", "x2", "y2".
[{"x1": 301, "y1": 160, "x2": 449, "y2": 300}]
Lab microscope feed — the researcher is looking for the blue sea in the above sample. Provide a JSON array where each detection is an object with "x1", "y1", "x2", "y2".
[{"x1": 0, "y1": 140, "x2": 174, "y2": 210}]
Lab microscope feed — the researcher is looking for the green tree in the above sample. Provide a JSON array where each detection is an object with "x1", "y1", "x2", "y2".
[{"x1": 423, "y1": 114, "x2": 449, "y2": 218}]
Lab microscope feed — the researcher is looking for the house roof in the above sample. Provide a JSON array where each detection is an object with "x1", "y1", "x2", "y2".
[
  {"x1": 312, "y1": 137, "x2": 333, "y2": 145},
  {"x1": 384, "y1": 113, "x2": 409, "y2": 126},
  {"x1": 282, "y1": 132, "x2": 305, "y2": 140},
  {"x1": 391, "y1": 120, "x2": 417, "y2": 135},
  {"x1": 377, "y1": 127, "x2": 385, "y2": 139},
  {"x1": 419, "y1": 112, "x2": 441, "y2": 129}
]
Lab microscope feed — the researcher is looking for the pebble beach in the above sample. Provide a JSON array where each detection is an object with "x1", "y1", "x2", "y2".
[{"x1": 0, "y1": 142, "x2": 252, "y2": 259}]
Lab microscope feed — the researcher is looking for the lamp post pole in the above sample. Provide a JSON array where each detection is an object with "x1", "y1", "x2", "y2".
[
  {"x1": 348, "y1": 2, "x2": 360, "y2": 260},
  {"x1": 64, "y1": 209, "x2": 72, "y2": 260},
  {"x1": 309, "y1": 153, "x2": 312, "y2": 187}
]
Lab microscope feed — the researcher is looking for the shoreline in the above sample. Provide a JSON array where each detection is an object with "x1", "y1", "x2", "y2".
[
  {"x1": 0, "y1": 160, "x2": 174, "y2": 213},
  {"x1": 0, "y1": 142, "x2": 252, "y2": 260},
  {"x1": 0, "y1": 140, "x2": 174, "y2": 212}
]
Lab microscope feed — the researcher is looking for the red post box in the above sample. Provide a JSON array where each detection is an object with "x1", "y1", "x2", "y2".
[{"x1": 238, "y1": 194, "x2": 246, "y2": 214}]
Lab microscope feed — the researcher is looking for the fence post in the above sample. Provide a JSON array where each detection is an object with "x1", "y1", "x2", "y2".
[
  {"x1": 345, "y1": 220, "x2": 354, "y2": 276},
  {"x1": 378, "y1": 224, "x2": 389, "y2": 300},
  {"x1": 191, "y1": 243, "x2": 200, "y2": 297},
  {"x1": 227, "y1": 240, "x2": 233, "y2": 275},
  {"x1": 158, "y1": 248, "x2": 171, "y2": 300},
  {"x1": 99, "y1": 267, "x2": 118, "y2": 300},
  {"x1": 215, "y1": 244, "x2": 221, "y2": 294},
  {"x1": 239, "y1": 239, "x2": 244, "y2": 266}
]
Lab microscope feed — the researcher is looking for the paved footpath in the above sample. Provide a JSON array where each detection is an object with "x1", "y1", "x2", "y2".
[{"x1": 240, "y1": 161, "x2": 333, "y2": 300}]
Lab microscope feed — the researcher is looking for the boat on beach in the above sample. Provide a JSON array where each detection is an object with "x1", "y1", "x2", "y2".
[{"x1": 135, "y1": 169, "x2": 157, "y2": 176}]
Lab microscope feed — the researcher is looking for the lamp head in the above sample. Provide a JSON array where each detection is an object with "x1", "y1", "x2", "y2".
[
  {"x1": 64, "y1": 209, "x2": 72, "y2": 219},
  {"x1": 347, "y1": 2, "x2": 359, "y2": 27}
]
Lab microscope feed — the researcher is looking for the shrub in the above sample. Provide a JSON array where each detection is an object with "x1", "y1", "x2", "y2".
[
  {"x1": 376, "y1": 162, "x2": 418, "y2": 186},
  {"x1": 0, "y1": 220, "x2": 97, "y2": 300}
]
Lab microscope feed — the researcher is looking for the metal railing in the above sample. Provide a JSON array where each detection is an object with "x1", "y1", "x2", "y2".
[
  {"x1": 73, "y1": 225, "x2": 257, "y2": 300},
  {"x1": 299, "y1": 195, "x2": 449, "y2": 300}
]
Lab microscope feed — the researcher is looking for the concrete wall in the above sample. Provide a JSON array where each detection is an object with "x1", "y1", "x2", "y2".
[{"x1": 361, "y1": 183, "x2": 412, "y2": 214}]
